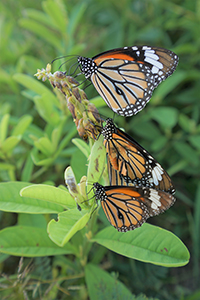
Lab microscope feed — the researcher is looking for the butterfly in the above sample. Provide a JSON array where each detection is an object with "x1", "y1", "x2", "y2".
[
  {"x1": 93, "y1": 182, "x2": 176, "y2": 232},
  {"x1": 77, "y1": 46, "x2": 179, "y2": 116},
  {"x1": 101, "y1": 118, "x2": 175, "y2": 194}
]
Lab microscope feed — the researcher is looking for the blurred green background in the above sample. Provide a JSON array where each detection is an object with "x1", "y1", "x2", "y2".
[{"x1": 0, "y1": 0, "x2": 200, "y2": 299}]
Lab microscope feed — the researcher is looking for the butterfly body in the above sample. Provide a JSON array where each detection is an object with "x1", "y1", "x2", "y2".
[
  {"x1": 102, "y1": 119, "x2": 175, "y2": 194},
  {"x1": 78, "y1": 46, "x2": 179, "y2": 116},
  {"x1": 93, "y1": 182, "x2": 176, "y2": 232}
]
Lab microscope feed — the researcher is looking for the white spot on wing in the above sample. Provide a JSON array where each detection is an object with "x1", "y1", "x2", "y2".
[
  {"x1": 151, "y1": 66, "x2": 159, "y2": 74},
  {"x1": 152, "y1": 164, "x2": 164, "y2": 185},
  {"x1": 149, "y1": 190, "x2": 161, "y2": 209},
  {"x1": 145, "y1": 53, "x2": 159, "y2": 61},
  {"x1": 142, "y1": 46, "x2": 151, "y2": 50},
  {"x1": 144, "y1": 57, "x2": 163, "y2": 69}
]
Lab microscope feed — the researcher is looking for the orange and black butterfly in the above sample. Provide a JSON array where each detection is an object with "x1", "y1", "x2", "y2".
[
  {"x1": 93, "y1": 182, "x2": 176, "y2": 232},
  {"x1": 78, "y1": 46, "x2": 179, "y2": 116},
  {"x1": 101, "y1": 119, "x2": 175, "y2": 194}
]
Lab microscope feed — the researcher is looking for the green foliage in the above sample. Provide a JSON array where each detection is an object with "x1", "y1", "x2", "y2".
[
  {"x1": 93, "y1": 225, "x2": 189, "y2": 267},
  {"x1": 0, "y1": 0, "x2": 199, "y2": 299}
]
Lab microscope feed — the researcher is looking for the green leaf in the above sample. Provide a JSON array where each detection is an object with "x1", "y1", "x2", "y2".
[
  {"x1": 18, "y1": 213, "x2": 47, "y2": 229},
  {"x1": 188, "y1": 135, "x2": 200, "y2": 150},
  {"x1": 42, "y1": 0, "x2": 67, "y2": 33},
  {"x1": 87, "y1": 135, "x2": 106, "y2": 192},
  {"x1": 1, "y1": 136, "x2": 21, "y2": 152},
  {"x1": 150, "y1": 107, "x2": 178, "y2": 128},
  {"x1": 20, "y1": 184, "x2": 76, "y2": 209},
  {"x1": 24, "y1": 8, "x2": 56, "y2": 29},
  {"x1": 71, "y1": 148, "x2": 87, "y2": 182},
  {"x1": 130, "y1": 119, "x2": 161, "y2": 140},
  {"x1": 173, "y1": 141, "x2": 199, "y2": 165},
  {"x1": 0, "y1": 163, "x2": 15, "y2": 171},
  {"x1": 48, "y1": 209, "x2": 90, "y2": 246},
  {"x1": 13, "y1": 73, "x2": 52, "y2": 96},
  {"x1": 0, "y1": 226, "x2": 75, "y2": 257},
  {"x1": 0, "y1": 182, "x2": 64, "y2": 213},
  {"x1": 31, "y1": 148, "x2": 55, "y2": 166},
  {"x1": 72, "y1": 138, "x2": 90, "y2": 158},
  {"x1": 67, "y1": 3, "x2": 86, "y2": 36},
  {"x1": 179, "y1": 113, "x2": 196, "y2": 133},
  {"x1": 34, "y1": 137, "x2": 54, "y2": 156},
  {"x1": 12, "y1": 115, "x2": 33, "y2": 136},
  {"x1": 152, "y1": 71, "x2": 187, "y2": 103},
  {"x1": 33, "y1": 94, "x2": 60, "y2": 126},
  {"x1": 0, "y1": 114, "x2": 9, "y2": 142},
  {"x1": 92, "y1": 224, "x2": 190, "y2": 267},
  {"x1": 21, "y1": 153, "x2": 34, "y2": 182},
  {"x1": 18, "y1": 19, "x2": 63, "y2": 51},
  {"x1": 85, "y1": 264, "x2": 135, "y2": 300}
]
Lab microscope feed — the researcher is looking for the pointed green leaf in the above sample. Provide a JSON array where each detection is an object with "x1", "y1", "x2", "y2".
[
  {"x1": 0, "y1": 182, "x2": 64, "y2": 213},
  {"x1": 18, "y1": 19, "x2": 63, "y2": 51},
  {"x1": 0, "y1": 226, "x2": 76, "y2": 257},
  {"x1": 1, "y1": 136, "x2": 21, "y2": 152},
  {"x1": 72, "y1": 138, "x2": 90, "y2": 158},
  {"x1": 67, "y1": 3, "x2": 86, "y2": 36},
  {"x1": 12, "y1": 115, "x2": 33, "y2": 136},
  {"x1": 0, "y1": 114, "x2": 9, "y2": 142},
  {"x1": 48, "y1": 209, "x2": 90, "y2": 246},
  {"x1": 21, "y1": 154, "x2": 34, "y2": 182},
  {"x1": 31, "y1": 148, "x2": 54, "y2": 166},
  {"x1": 34, "y1": 137, "x2": 54, "y2": 156},
  {"x1": 92, "y1": 224, "x2": 190, "y2": 267},
  {"x1": 42, "y1": 0, "x2": 67, "y2": 33},
  {"x1": 24, "y1": 8, "x2": 55, "y2": 28},
  {"x1": 13, "y1": 73, "x2": 52, "y2": 95},
  {"x1": 20, "y1": 184, "x2": 76, "y2": 209}
]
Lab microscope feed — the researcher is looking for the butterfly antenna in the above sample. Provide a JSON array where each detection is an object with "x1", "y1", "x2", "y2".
[
  {"x1": 51, "y1": 55, "x2": 79, "y2": 64},
  {"x1": 73, "y1": 78, "x2": 89, "y2": 87},
  {"x1": 68, "y1": 63, "x2": 80, "y2": 76},
  {"x1": 90, "y1": 202, "x2": 99, "y2": 216},
  {"x1": 58, "y1": 56, "x2": 78, "y2": 70}
]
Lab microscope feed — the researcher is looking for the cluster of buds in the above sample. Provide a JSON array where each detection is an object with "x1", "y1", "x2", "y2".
[{"x1": 35, "y1": 64, "x2": 102, "y2": 140}]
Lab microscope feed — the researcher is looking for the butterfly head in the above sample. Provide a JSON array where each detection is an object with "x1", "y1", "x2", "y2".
[
  {"x1": 93, "y1": 182, "x2": 106, "y2": 201},
  {"x1": 101, "y1": 118, "x2": 116, "y2": 141},
  {"x1": 78, "y1": 56, "x2": 97, "y2": 79}
]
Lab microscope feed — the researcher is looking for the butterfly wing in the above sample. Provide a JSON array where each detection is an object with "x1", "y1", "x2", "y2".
[
  {"x1": 103, "y1": 119, "x2": 175, "y2": 194},
  {"x1": 79, "y1": 46, "x2": 179, "y2": 116},
  {"x1": 94, "y1": 183, "x2": 176, "y2": 232}
]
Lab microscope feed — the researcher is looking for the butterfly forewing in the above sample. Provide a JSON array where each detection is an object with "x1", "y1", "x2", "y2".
[
  {"x1": 94, "y1": 183, "x2": 176, "y2": 232},
  {"x1": 78, "y1": 46, "x2": 179, "y2": 116},
  {"x1": 102, "y1": 119, "x2": 175, "y2": 194}
]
